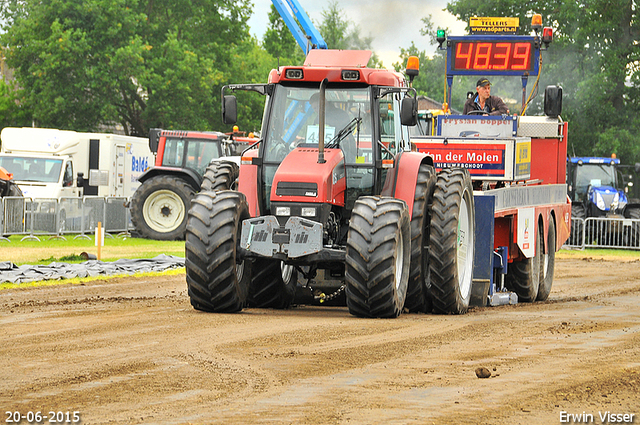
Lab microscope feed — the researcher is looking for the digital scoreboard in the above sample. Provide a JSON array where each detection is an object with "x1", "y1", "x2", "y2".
[{"x1": 446, "y1": 35, "x2": 540, "y2": 76}]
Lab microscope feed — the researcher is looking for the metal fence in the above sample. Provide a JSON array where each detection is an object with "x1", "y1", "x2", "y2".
[
  {"x1": 0, "y1": 196, "x2": 131, "y2": 241},
  {"x1": 564, "y1": 217, "x2": 640, "y2": 250}
]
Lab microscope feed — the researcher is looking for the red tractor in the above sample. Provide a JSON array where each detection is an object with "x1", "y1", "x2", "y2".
[
  {"x1": 0, "y1": 166, "x2": 23, "y2": 198},
  {"x1": 130, "y1": 128, "x2": 254, "y2": 240},
  {"x1": 185, "y1": 50, "x2": 475, "y2": 317}
]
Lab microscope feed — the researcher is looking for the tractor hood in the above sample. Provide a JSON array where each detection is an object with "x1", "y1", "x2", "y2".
[
  {"x1": 588, "y1": 185, "x2": 627, "y2": 212},
  {"x1": 270, "y1": 147, "x2": 346, "y2": 206}
]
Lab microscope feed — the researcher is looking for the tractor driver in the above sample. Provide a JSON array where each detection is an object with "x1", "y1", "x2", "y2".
[
  {"x1": 309, "y1": 92, "x2": 352, "y2": 136},
  {"x1": 463, "y1": 78, "x2": 509, "y2": 116},
  {"x1": 309, "y1": 92, "x2": 358, "y2": 162}
]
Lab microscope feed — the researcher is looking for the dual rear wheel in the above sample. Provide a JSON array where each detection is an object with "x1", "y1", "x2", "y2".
[
  {"x1": 505, "y1": 217, "x2": 556, "y2": 302},
  {"x1": 427, "y1": 169, "x2": 475, "y2": 314}
]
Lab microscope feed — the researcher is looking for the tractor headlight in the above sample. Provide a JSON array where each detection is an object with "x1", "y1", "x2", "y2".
[
  {"x1": 595, "y1": 192, "x2": 606, "y2": 210},
  {"x1": 275, "y1": 206, "x2": 291, "y2": 216},
  {"x1": 301, "y1": 207, "x2": 317, "y2": 217}
]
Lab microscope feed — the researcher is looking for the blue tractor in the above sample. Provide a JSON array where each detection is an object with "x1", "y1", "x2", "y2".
[{"x1": 567, "y1": 157, "x2": 640, "y2": 245}]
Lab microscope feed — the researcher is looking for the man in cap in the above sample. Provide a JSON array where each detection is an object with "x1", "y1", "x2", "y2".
[{"x1": 463, "y1": 78, "x2": 508, "y2": 115}]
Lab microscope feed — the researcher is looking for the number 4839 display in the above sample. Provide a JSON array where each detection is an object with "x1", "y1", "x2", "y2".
[{"x1": 452, "y1": 41, "x2": 533, "y2": 72}]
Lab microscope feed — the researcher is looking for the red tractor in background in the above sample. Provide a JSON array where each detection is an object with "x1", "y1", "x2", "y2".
[
  {"x1": 130, "y1": 128, "x2": 255, "y2": 240},
  {"x1": 0, "y1": 166, "x2": 23, "y2": 198},
  {"x1": 185, "y1": 49, "x2": 475, "y2": 317}
]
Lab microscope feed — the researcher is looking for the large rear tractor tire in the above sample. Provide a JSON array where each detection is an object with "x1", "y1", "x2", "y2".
[
  {"x1": 201, "y1": 160, "x2": 239, "y2": 192},
  {"x1": 248, "y1": 260, "x2": 298, "y2": 309},
  {"x1": 506, "y1": 221, "x2": 542, "y2": 302},
  {"x1": 345, "y1": 196, "x2": 411, "y2": 318},
  {"x1": 130, "y1": 175, "x2": 194, "y2": 240},
  {"x1": 404, "y1": 164, "x2": 437, "y2": 313},
  {"x1": 537, "y1": 218, "x2": 556, "y2": 301},
  {"x1": 428, "y1": 169, "x2": 475, "y2": 315},
  {"x1": 185, "y1": 190, "x2": 251, "y2": 313}
]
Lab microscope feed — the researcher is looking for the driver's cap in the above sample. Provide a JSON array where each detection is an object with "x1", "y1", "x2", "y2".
[{"x1": 477, "y1": 78, "x2": 491, "y2": 88}]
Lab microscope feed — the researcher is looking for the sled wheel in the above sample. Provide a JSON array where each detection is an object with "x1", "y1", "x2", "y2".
[
  {"x1": 537, "y1": 218, "x2": 556, "y2": 301},
  {"x1": 506, "y1": 221, "x2": 542, "y2": 302}
]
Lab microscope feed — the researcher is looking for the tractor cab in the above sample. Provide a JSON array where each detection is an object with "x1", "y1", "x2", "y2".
[
  {"x1": 260, "y1": 84, "x2": 407, "y2": 207},
  {"x1": 223, "y1": 50, "x2": 417, "y2": 243},
  {"x1": 567, "y1": 157, "x2": 628, "y2": 217}
]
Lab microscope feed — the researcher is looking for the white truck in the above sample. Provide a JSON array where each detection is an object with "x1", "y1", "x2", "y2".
[
  {"x1": 0, "y1": 127, "x2": 153, "y2": 234},
  {"x1": 0, "y1": 127, "x2": 152, "y2": 199}
]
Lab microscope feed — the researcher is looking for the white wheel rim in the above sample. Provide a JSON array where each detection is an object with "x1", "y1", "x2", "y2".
[
  {"x1": 236, "y1": 260, "x2": 245, "y2": 281},
  {"x1": 542, "y1": 227, "x2": 549, "y2": 279},
  {"x1": 281, "y1": 263, "x2": 294, "y2": 284},
  {"x1": 395, "y1": 227, "x2": 404, "y2": 290},
  {"x1": 143, "y1": 190, "x2": 185, "y2": 233},
  {"x1": 457, "y1": 191, "x2": 473, "y2": 297}
]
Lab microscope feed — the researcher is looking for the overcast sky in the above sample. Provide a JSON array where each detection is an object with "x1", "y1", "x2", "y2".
[{"x1": 247, "y1": 0, "x2": 468, "y2": 68}]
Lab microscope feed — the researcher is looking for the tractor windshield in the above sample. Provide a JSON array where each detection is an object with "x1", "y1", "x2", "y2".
[
  {"x1": 0, "y1": 156, "x2": 63, "y2": 183},
  {"x1": 162, "y1": 137, "x2": 221, "y2": 176},
  {"x1": 574, "y1": 163, "x2": 617, "y2": 196},
  {"x1": 263, "y1": 86, "x2": 373, "y2": 165}
]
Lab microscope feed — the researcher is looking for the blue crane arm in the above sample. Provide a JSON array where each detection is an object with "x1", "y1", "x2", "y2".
[{"x1": 271, "y1": 0, "x2": 328, "y2": 54}]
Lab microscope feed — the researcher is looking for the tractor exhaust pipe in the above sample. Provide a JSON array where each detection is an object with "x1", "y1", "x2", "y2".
[{"x1": 318, "y1": 78, "x2": 328, "y2": 164}]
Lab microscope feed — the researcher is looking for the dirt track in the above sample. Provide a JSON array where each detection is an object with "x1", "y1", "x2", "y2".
[{"x1": 1, "y1": 255, "x2": 639, "y2": 425}]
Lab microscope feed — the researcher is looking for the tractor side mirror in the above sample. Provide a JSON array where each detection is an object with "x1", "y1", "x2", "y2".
[
  {"x1": 148, "y1": 128, "x2": 161, "y2": 153},
  {"x1": 76, "y1": 172, "x2": 85, "y2": 188},
  {"x1": 222, "y1": 95, "x2": 238, "y2": 125},
  {"x1": 400, "y1": 97, "x2": 417, "y2": 126},
  {"x1": 544, "y1": 85, "x2": 563, "y2": 117}
]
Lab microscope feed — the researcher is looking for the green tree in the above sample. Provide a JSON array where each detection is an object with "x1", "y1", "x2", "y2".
[
  {"x1": 394, "y1": 15, "x2": 472, "y2": 112},
  {"x1": 1, "y1": 0, "x2": 253, "y2": 136},
  {"x1": 318, "y1": 1, "x2": 382, "y2": 68},
  {"x1": 227, "y1": 37, "x2": 282, "y2": 134},
  {"x1": 446, "y1": 0, "x2": 640, "y2": 164},
  {"x1": 262, "y1": 4, "x2": 305, "y2": 65},
  {"x1": 0, "y1": 79, "x2": 32, "y2": 129}
]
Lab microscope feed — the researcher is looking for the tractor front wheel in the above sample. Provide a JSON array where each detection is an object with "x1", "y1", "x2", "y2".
[
  {"x1": 201, "y1": 160, "x2": 239, "y2": 192},
  {"x1": 185, "y1": 190, "x2": 251, "y2": 312},
  {"x1": 345, "y1": 196, "x2": 411, "y2": 318}
]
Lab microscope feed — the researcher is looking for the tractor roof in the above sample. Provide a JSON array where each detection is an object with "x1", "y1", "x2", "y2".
[
  {"x1": 268, "y1": 49, "x2": 407, "y2": 87},
  {"x1": 569, "y1": 157, "x2": 620, "y2": 165}
]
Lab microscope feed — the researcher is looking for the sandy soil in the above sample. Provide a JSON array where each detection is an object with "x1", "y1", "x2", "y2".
[{"x1": 1, "y1": 255, "x2": 639, "y2": 425}]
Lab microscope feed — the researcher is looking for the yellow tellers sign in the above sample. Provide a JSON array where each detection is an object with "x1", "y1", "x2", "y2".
[{"x1": 470, "y1": 17, "x2": 519, "y2": 34}]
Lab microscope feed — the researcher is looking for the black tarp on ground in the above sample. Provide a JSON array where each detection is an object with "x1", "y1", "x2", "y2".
[{"x1": 0, "y1": 254, "x2": 185, "y2": 284}]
